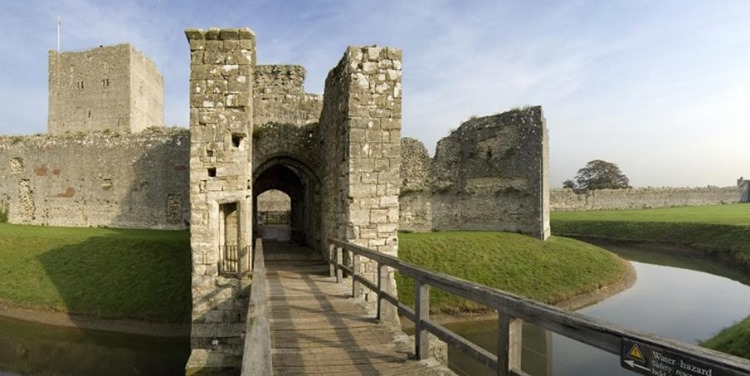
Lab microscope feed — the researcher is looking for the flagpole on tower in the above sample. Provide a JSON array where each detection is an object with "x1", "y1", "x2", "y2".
[{"x1": 57, "y1": 16, "x2": 61, "y2": 52}]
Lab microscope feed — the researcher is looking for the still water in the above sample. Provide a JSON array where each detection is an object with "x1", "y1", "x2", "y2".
[
  {"x1": 447, "y1": 244, "x2": 750, "y2": 376},
  {"x1": 0, "y1": 315, "x2": 189, "y2": 376}
]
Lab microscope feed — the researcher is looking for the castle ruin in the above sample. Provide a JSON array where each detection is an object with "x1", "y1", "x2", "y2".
[
  {"x1": 0, "y1": 27, "x2": 553, "y2": 373},
  {"x1": 48, "y1": 44, "x2": 164, "y2": 134}
]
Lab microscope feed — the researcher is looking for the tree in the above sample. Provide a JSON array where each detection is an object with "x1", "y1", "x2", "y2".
[
  {"x1": 562, "y1": 179, "x2": 576, "y2": 189},
  {"x1": 568, "y1": 159, "x2": 630, "y2": 192}
]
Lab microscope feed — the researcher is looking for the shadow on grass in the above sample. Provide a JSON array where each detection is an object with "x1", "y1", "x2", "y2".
[
  {"x1": 35, "y1": 228, "x2": 192, "y2": 323},
  {"x1": 4, "y1": 228, "x2": 194, "y2": 375}
]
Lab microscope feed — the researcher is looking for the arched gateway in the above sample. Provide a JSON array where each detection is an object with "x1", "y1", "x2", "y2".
[
  {"x1": 252, "y1": 156, "x2": 322, "y2": 249},
  {"x1": 185, "y1": 27, "x2": 403, "y2": 372}
]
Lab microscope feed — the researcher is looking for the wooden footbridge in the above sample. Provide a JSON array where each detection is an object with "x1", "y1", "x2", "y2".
[
  {"x1": 240, "y1": 239, "x2": 750, "y2": 376},
  {"x1": 259, "y1": 242, "x2": 452, "y2": 375}
]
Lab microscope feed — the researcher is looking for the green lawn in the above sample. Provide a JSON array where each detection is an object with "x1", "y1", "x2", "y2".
[
  {"x1": 552, "y1": 203, "x2": 750, "y2": 225},
  {"x1": 396, "y1": 232, "x2": 627, "y2": 314},
  {"x1": 0, "y1": 224, "x2": 191, "y2": 322}
]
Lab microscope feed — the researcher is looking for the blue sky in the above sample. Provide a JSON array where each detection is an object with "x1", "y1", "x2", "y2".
[{"x1": 1, "y1": 0, "x2": 749, "y2": 187}]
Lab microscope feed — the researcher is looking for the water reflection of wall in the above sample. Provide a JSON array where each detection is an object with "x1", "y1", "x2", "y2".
[
  {"x1": 446, "y1": 321, "x2": 552, "y2": 376},
  {"x1": 0, "y1": 316, "x2": 188, "y2": 376}
]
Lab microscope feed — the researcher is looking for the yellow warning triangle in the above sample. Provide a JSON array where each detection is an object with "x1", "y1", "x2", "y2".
[{"x1": 628, "y1": 344, "x2": 645, "y2": 361}]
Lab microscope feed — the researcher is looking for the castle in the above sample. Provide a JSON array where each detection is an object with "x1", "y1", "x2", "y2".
[
  {"x1": 0, "y1": 28, "x2": 551, "y2": 368},
  {"x1": 0, "y1": 34, "x2": 551, "y2": 240}
]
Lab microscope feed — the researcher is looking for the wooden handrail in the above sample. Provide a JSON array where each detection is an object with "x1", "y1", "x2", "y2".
[
  {"x1": 241, "y1": 238, "x2": 272, "y2": 376},
  {"x1": 328, "y1": 237, "x2": 750, "y2": 376}
]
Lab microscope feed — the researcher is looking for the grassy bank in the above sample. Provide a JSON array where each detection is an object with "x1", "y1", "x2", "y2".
[
  {"x1": 551, "y1": 203, "x2": 750, "y2": 359},
  {"x1": 1, "y1": 224, "x2": 627, "y2": 323},
  {"x1": 0, "y1": 224, "x2": 191, "y2": 322},
  {"x1": 552, "y1": 204, "x2": 750, "y2": 226},
  {"x1": 396, "y1": 231, "x2": 627, "y2": 314},
  {"x1": 702, "y1": 316, "x2": 750, "y2": 359},
  {"x1": 551, "y1": 204, "x2": 750, "y2": 272}
]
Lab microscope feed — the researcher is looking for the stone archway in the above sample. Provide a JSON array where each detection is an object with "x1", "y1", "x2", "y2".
[{"x1": 252, "y1": 156, "x2": 322, "y2": 254}]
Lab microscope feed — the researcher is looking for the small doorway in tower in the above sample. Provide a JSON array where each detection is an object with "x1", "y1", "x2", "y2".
[
  {"x1": 219, "y1": 202, "x2": 240, "y2": 275},
  {"x1": 257, "y1": 189, "x2": 291, "y2": 242}
]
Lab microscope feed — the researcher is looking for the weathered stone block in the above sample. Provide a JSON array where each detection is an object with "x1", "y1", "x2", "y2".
[
  {"x1": 219, "y1": 29, "x2": 239, "y2": 40},
  {"x1": 370, "y1": 209, "x2": 388, "y2": 224}
]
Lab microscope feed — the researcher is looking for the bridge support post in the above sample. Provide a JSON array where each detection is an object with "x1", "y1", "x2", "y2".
[
  {"x1": 415, "y1": 280, "x2": 430, "y2": 360},
  {"x1": 328, "y1": 244, "x2": 335, "y2": 278},
  {"x1": 497, "y1": 314, "x2": 522, "y2": 376},
  {"x1": 376, "y1": 263, "x2": 387, "y2": 322},
  {"x1": 352, "y1": 253, "x2": 360, "y2": 298},
  {"x1": 335, "y1": 247, "x2": 343, "y2": 283}
]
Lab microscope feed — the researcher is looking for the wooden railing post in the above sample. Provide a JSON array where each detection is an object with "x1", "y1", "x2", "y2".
[
  {"x1": 376, "y1": 263, "x2": 386, "y2": 322},
  {"x1": 352, "y1": 253, "x2": 360, "y2": 298},
  {"x1": 336, "y1": 247, "x2": 343, "y2": 283},
  {"x1": 415, "y1": 280, "x2": 430, "y2": 360},
  {"x1": 328, "y1": 243, "x2": 335, "y2": 278},
  {"x1": 497, "y1": 314, "x2": 522, "y2": 376}
]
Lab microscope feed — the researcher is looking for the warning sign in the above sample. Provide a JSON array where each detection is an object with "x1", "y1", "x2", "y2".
[
  {"x1": 620, "y1": 338, "x2": 746, "y2": 376},
  {"x1": 628, "y1": 343, "x2": 645, "y2": 362}
]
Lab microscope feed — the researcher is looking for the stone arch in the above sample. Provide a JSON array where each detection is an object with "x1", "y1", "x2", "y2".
[{"x1": 253, "y1": 155, "x2": 323, "y2": 253}]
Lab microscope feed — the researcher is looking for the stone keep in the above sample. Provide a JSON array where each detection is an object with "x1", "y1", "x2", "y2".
[
  {"x1": 185, "y1": 27, "x2": 255, "y2": 359},
  {"x1": 48, "y1": 44, "x2": 164, "y2": 134}
]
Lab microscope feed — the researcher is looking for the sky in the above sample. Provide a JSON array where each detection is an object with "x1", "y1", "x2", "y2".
[{"x1": 1, "y1": 0, "x2": 749, "y2": 188}]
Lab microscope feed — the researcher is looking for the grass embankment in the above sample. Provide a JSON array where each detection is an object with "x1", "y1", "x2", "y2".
[
  {"x1": 551, "y1": 203, "x2": 750, "y2": 359},
  {"x1": 552, "y1": 204, "x2": 750, "y2": 225},
  {"x1": 702, "y1": 316, "x2": 750, "y2": 359},
  {"x1": 396, "y1": 231, "x2": 627, "y2": 314},
  {"x1": 551, "y1": 204, "x2": 750, "y2": 272},
  {"x1": 0, "y1": 224, "x2": 191, "y2": 322}
]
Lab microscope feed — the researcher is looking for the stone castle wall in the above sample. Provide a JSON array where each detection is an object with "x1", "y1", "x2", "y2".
[
  {"x1": 399, "y1": 138, "x2": 432, "y2": 232},
  {"x1": 130, "y1": 48, "x2": 165, "y2": 132},
  {"x1": 48, "y1": 44, "x2": 164, "y2": 134},
  {"x1": 550, "y1": 186, "x2": 740, "y2": 211},
  {"x1": 253, "y1": 65, "x2": 322, "y2": 127},
  {"x1": 318, "y1": 48, "x2": 354, "y2": 247},
  {"x1": 185, "y1": 27, "x2": 255, "y2": 362},
  {"x1": 400, "y1": 107, "x2": 550, "y2": 240},
  {"x1": 0, "y1": 130, "x2": 189, "y2": 229},
  {"x1": 317, "y1": 45, "x2": 402, "y2": 322}
]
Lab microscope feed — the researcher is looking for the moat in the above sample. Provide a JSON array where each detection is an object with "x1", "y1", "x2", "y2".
[
  {"x1": 0, "y1": 244, "x2": 748, "y2": 376},
  {"x1": 448, "y1": 244, "x2": 750, "y2": 376}
]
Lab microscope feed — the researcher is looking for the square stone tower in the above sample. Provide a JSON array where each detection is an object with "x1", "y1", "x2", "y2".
[
  {"x1": 185, "y1": 27, "x2": 255, "y2": 367},
  {"x1": 48, "y1": 44, "x2": 164, "y2": 134}
]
